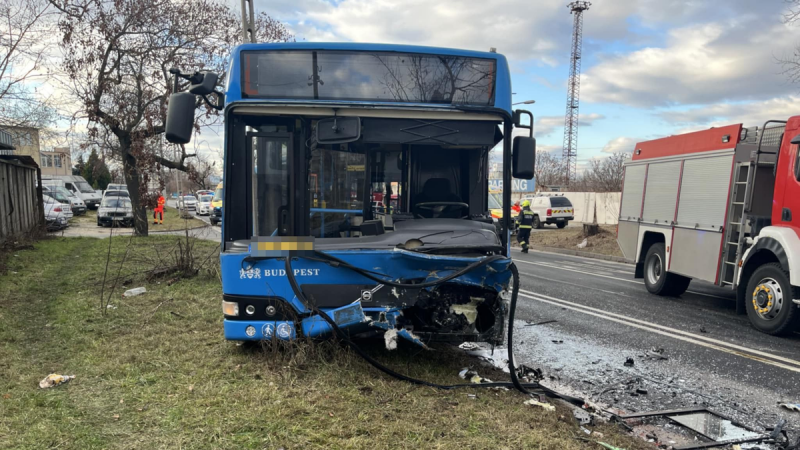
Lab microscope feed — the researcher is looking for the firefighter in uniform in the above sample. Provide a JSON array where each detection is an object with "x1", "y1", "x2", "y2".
[
  {"x1": 153, "y1": 194, "x2": 165, "y2": 224},
  {"x1": 517, "y1": 200, "x2": 534, "y2": 253}
]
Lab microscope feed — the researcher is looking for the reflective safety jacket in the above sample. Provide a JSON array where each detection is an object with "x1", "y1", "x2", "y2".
[{"x1": 518, "y1": 207, "x2": 534, "y2": 229}]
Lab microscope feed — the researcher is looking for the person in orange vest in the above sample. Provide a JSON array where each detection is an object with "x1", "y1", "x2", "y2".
[
  {"x1": 153, "y1": 194, "x2": 165, "y2": 224},
  {"x1": 512, "y1": 200, "x2": 521, "y2": 214}
]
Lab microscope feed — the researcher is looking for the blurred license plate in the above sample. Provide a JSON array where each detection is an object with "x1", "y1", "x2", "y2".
[
  {"x1": 113, "y1": 217, "x2": 125, "y2": 221},
  {"x1": 557, "y1": 218, "x2": 564, "y2": 221}
]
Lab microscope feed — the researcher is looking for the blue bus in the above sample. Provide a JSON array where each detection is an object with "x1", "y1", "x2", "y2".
[{"x1": 166, "y1": 42, "x2": 535, "y2": 348}]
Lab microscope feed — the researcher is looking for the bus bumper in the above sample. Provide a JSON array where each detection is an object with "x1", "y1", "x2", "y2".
[{"x1": 223, "y1": 319, "x2": 297, "y2": 341}]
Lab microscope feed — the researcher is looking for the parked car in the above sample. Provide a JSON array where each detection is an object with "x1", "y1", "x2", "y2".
[
  {"x1": 42, "y1": 186, "x2": 85, "y2": 215},
  {"x1": 97, "y1": 196, "x2": 133, "y2": 227},
  {"x1": 106, "y1": 183, "x2": 127, "y2": 192},
  {"x1": 196, "y1": 189, "x2": 214, "y2": 197},
  {"x1": 178, "y1": 195, "x2": 197, "y2": 211},
  {"x1": 44, "y1": 175, "x2": 102, "y2": 209},
  {"x1": 43, "y1": 195, "x2": 70, "y2": 230},
  {"x1": 196, "y1": 194, "x2": 213, "y2": 215},
  {"x1": 521, "y1": 195, "x2": 575, "y2": 229},
  {"x1": 43, "y1": 193, "x2": 73, "y2": 220},
  {"x1": 101, "y1": 189, "x2": 130, "y2": 202}
]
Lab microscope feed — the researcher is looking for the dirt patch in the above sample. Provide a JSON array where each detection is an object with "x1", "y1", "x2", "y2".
[{"x1": 524, "y1": 225, "x2": 622, "y2": 257}]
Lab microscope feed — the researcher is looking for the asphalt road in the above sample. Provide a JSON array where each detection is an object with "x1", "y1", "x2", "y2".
[{"x1": 508, "y1": 248, "x2": 800, "y2": 436}]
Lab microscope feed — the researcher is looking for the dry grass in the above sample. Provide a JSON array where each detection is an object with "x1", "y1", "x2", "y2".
[
  {"x1": 0, "y1": 236, "x2": 648, "y2": 449},
  {"x1": 519, "y1": 225, "x2": 623, "y2": 257}
]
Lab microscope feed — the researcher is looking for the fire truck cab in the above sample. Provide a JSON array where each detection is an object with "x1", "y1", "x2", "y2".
[{"x1": 617, "y1": 116, "x2": 800, "y2": 335}]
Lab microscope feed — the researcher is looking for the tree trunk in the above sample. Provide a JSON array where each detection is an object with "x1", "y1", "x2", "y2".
[{"x1": 121, "y1": 146, "x2": 149, "y2": 237}]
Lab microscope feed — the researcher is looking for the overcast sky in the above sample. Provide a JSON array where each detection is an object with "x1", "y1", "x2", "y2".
[{"x1": 242, "y1": 0, "x2": 800, "y2": 169}]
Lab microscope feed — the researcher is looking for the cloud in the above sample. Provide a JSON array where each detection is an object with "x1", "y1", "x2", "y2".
[
  {"x1": 660, "y1": 96, "x2": 800, "y2": 130},
  {"x1": 582, "y1": 14, "x2": 800, "y2": 108},
  {"x1": 256, "y1": 0, "x2": 647, "y2": 62},
  {"x1": 600, "y1": 136, "x2": 639, "y2": 154},
  {"x1": 535, "y1": 113, "x2": 604, "y2": 138}
]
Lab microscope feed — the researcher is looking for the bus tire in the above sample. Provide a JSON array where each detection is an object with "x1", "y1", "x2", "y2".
[
  {"x1": 533, "y1": 216, "x2": 542, "y2": 229},
  {"x1": 744, "y1": 263, "x2": 800, "y2": 335}
]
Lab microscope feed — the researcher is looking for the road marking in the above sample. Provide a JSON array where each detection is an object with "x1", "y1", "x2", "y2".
[
  {"x1": 518, "y1": 289, "x2": 800, "y2": 372},
  {"x1": 515, "y1": 248, "x2": 634, "y2": 269},
  {"x1": 514, "y1": 258, "x2": 732, "y2": 301}
]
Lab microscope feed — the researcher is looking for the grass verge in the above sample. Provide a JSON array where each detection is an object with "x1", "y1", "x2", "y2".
[
  {"x1": 0, "y1": 236, "x2": 647, "y2": 449},
  {"x1": 71, "y1": 207, "x2": 206, "y2": 232}
]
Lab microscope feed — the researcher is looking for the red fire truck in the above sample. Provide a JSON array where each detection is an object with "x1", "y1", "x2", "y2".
[{"x1": 617, "y1": 117, "x2": 800, "y2": 335}]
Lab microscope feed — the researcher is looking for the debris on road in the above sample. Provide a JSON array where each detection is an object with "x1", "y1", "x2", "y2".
[
  {"x1": 623, "y1": 357, "x2": 634, "y2": 367},
  {"x1": 122, "y1": 287, "x2": 147, "y2": 297},
  {"x1": 552, "y1": 339, "x2": 564, "y2": 344},
  {"x1": 646, "y1": 347, "x2": 668, "y2": 361},
  {"x1": 458, "y1": 342, "x2": 480, "y2": 351},
  {"x1": 39, "y1": 374, "x2": 76, "y2": 389},
  {"x1": 596, "y1": 442, "x2": 625, "y2": 450},
  {"x1": 524, "y1": 398, "x2": 556, "y2": 411},
  {"x1": 780, "y1": 403, "x2": 800, "y2": 413},
  {"x1": 699, "y1": 326, "x2": 708, "y2": 333},
  {"x1": 525, "y1": 319, "x2": 558, "y2": 326},
  {"x1": 573, "y1": 408, "x2": 593, "y2": 425}
]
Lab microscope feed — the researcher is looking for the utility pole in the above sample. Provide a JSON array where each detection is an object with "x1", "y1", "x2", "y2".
[{"x1": 562, "y1": 1, "x2": 591, "y2": 186}]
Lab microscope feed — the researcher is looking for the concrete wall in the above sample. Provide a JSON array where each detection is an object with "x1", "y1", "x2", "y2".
[{"x1": 508, "y1": 191, "x2": 622, "y2": 224}]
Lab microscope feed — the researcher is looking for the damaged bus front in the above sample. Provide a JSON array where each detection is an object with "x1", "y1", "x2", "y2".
[{"x1": 166, "y1": 43, "x2": 535, "y2": 349}]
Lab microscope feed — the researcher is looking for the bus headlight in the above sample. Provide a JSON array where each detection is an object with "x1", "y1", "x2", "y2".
[
  {"x1": 245, "y1": 305, "x2": 255, "y2": 315},
  {"x1": 222, "y1": 301, "x2": 239, "y2": 316}
]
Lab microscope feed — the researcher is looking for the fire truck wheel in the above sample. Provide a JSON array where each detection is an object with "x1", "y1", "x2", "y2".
[
  {"x1": 745, "y1": 263, "x2": 800, "y2": 335},
  {"x1": 533, "y1": 215, "x2": 542, "y2": 229},
  {"x1": 644, "y1": 243, "x2": 679, "y2": 296}
]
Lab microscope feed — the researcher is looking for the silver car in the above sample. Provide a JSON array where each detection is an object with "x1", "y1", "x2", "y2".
[
  {"x1": 178, "y1": 195, "x2": 197, "y2": 211},
  {"x1": 196, "y1": 195, "x2": 213, "y2": 215},
  {"x1": 97, "y1": 196, "x2": 133, "y2": 227}
]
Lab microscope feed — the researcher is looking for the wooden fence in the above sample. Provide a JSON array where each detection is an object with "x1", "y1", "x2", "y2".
[{"x1": 0, "y1": 156, "x2": 44, "y2": 243}]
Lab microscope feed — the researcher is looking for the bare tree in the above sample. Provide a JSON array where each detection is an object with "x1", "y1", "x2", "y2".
[
  {"x1": 188, "y1": 152, "x2": 217, "y2": 191},
  {"x1": 576, "y1": 151, "x2": 628, "y2": 192},
  {"x1": 780, "y1": 1, "x2": 800, "y2": 83},
  {"x1": 534, "y1": 150, "x2": 565, "y2": 190},
  {"x1": 0, "y1": 0, "x2": 59, "y2": 130},
  {"x1": 50, "y1": 0, "x2": 291, "y2": 236}
]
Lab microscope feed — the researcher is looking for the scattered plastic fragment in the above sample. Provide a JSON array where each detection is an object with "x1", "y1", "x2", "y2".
[
  {"x1": 573, "y1": 408, "x2": 592, "y2": 425},
  {"x1": 623, "y1": 357, "x2": 634, "y2": 367},
  {"x1": 524, "y1": 399, "x2": 556, "y2": 411},
  {"x1": 458, "y1": 368, "x2": 492, "y2": 384},
  {"x1": 384, "y1": 329, "x2": 398, "y2": 350},
  {"x1": 458, "y1": 342, "x2": 480, "y2": 351},
  {"x1": 646, "y1": 347, "x2": 668, "y2": 360},
  {"x1": 107, "y1": 304, "x2": 117, "y2": 310},
  {"x1": 577, "y1": 238, "x2": 588, "y2": 249},
  {"x1": 123, "y1": 287, "x2": 146, "y2": 297},
  {"x1": 635, "y1": 388, "x2": 648, "y2": 395},
  {"x1": 39, "y1": 374, "x2": 76, "y2": 389},
  {"x1": 780, "y1": 403, "x2": 800, "y2": 412},
  {"x1": 552, "y1": 339, "x2": 564, "y2": 344},
  {"x1": 580, "y1": 426, "x2": 591, "y2": 434},
  {"x1": 596, "y1": 442, "x2": 625, "y2": 450}
]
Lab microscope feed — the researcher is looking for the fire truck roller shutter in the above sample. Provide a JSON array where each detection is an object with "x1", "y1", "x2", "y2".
[
  {"x1": 620, "y1": 165, "x2": 646, "y2": 221},
  {"x1": 671, "y1": 154, "x2": 734, "y2": 283},
  {"x1": 642, "y1": 161, "x2": 681, "y2": 224}
]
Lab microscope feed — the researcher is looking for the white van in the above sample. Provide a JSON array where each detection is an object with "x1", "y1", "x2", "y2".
[
  {"x1": 42, "y1": 181, "x2": 87, "y2": 215},
  {"x1": 522, "y1": 195, "x2": 575, "y2": 229},
  {"x1": 43, "y1": 175, "x2": 102, "y2": 209}
]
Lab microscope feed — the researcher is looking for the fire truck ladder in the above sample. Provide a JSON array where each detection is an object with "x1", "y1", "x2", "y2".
[
  {"x1": 721, "y1": 162, "x2": 754, "y2": 286},
  {"x1": 720, "y1": 121, "x2": 786, "y2": 286}
]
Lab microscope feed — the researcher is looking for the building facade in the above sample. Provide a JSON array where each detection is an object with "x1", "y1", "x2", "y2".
[
  {"x1": 0, "y1": 126, "x2": 41, "y2": 166},
  {"x1": 39, "y1": 147, "x2": 72, "y2": 176}
]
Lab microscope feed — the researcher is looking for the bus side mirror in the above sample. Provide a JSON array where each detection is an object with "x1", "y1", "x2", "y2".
[
  {"x1": 791, "y1": 134, "x2": 800, "y2": 145},
  {"x1": 189, "y1": 72, "x2": 219, "y2": 96},
  {"x1": 165, "y1": 92, "x2": 196, "y2": 144},
  {"x1": 512, "y1": 136, "x2": 535, "y2": 179}
]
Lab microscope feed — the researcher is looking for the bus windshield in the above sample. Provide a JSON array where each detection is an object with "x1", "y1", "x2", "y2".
[{"x1": 242, "y1": 50, "x2": 496, "y2": 106}]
